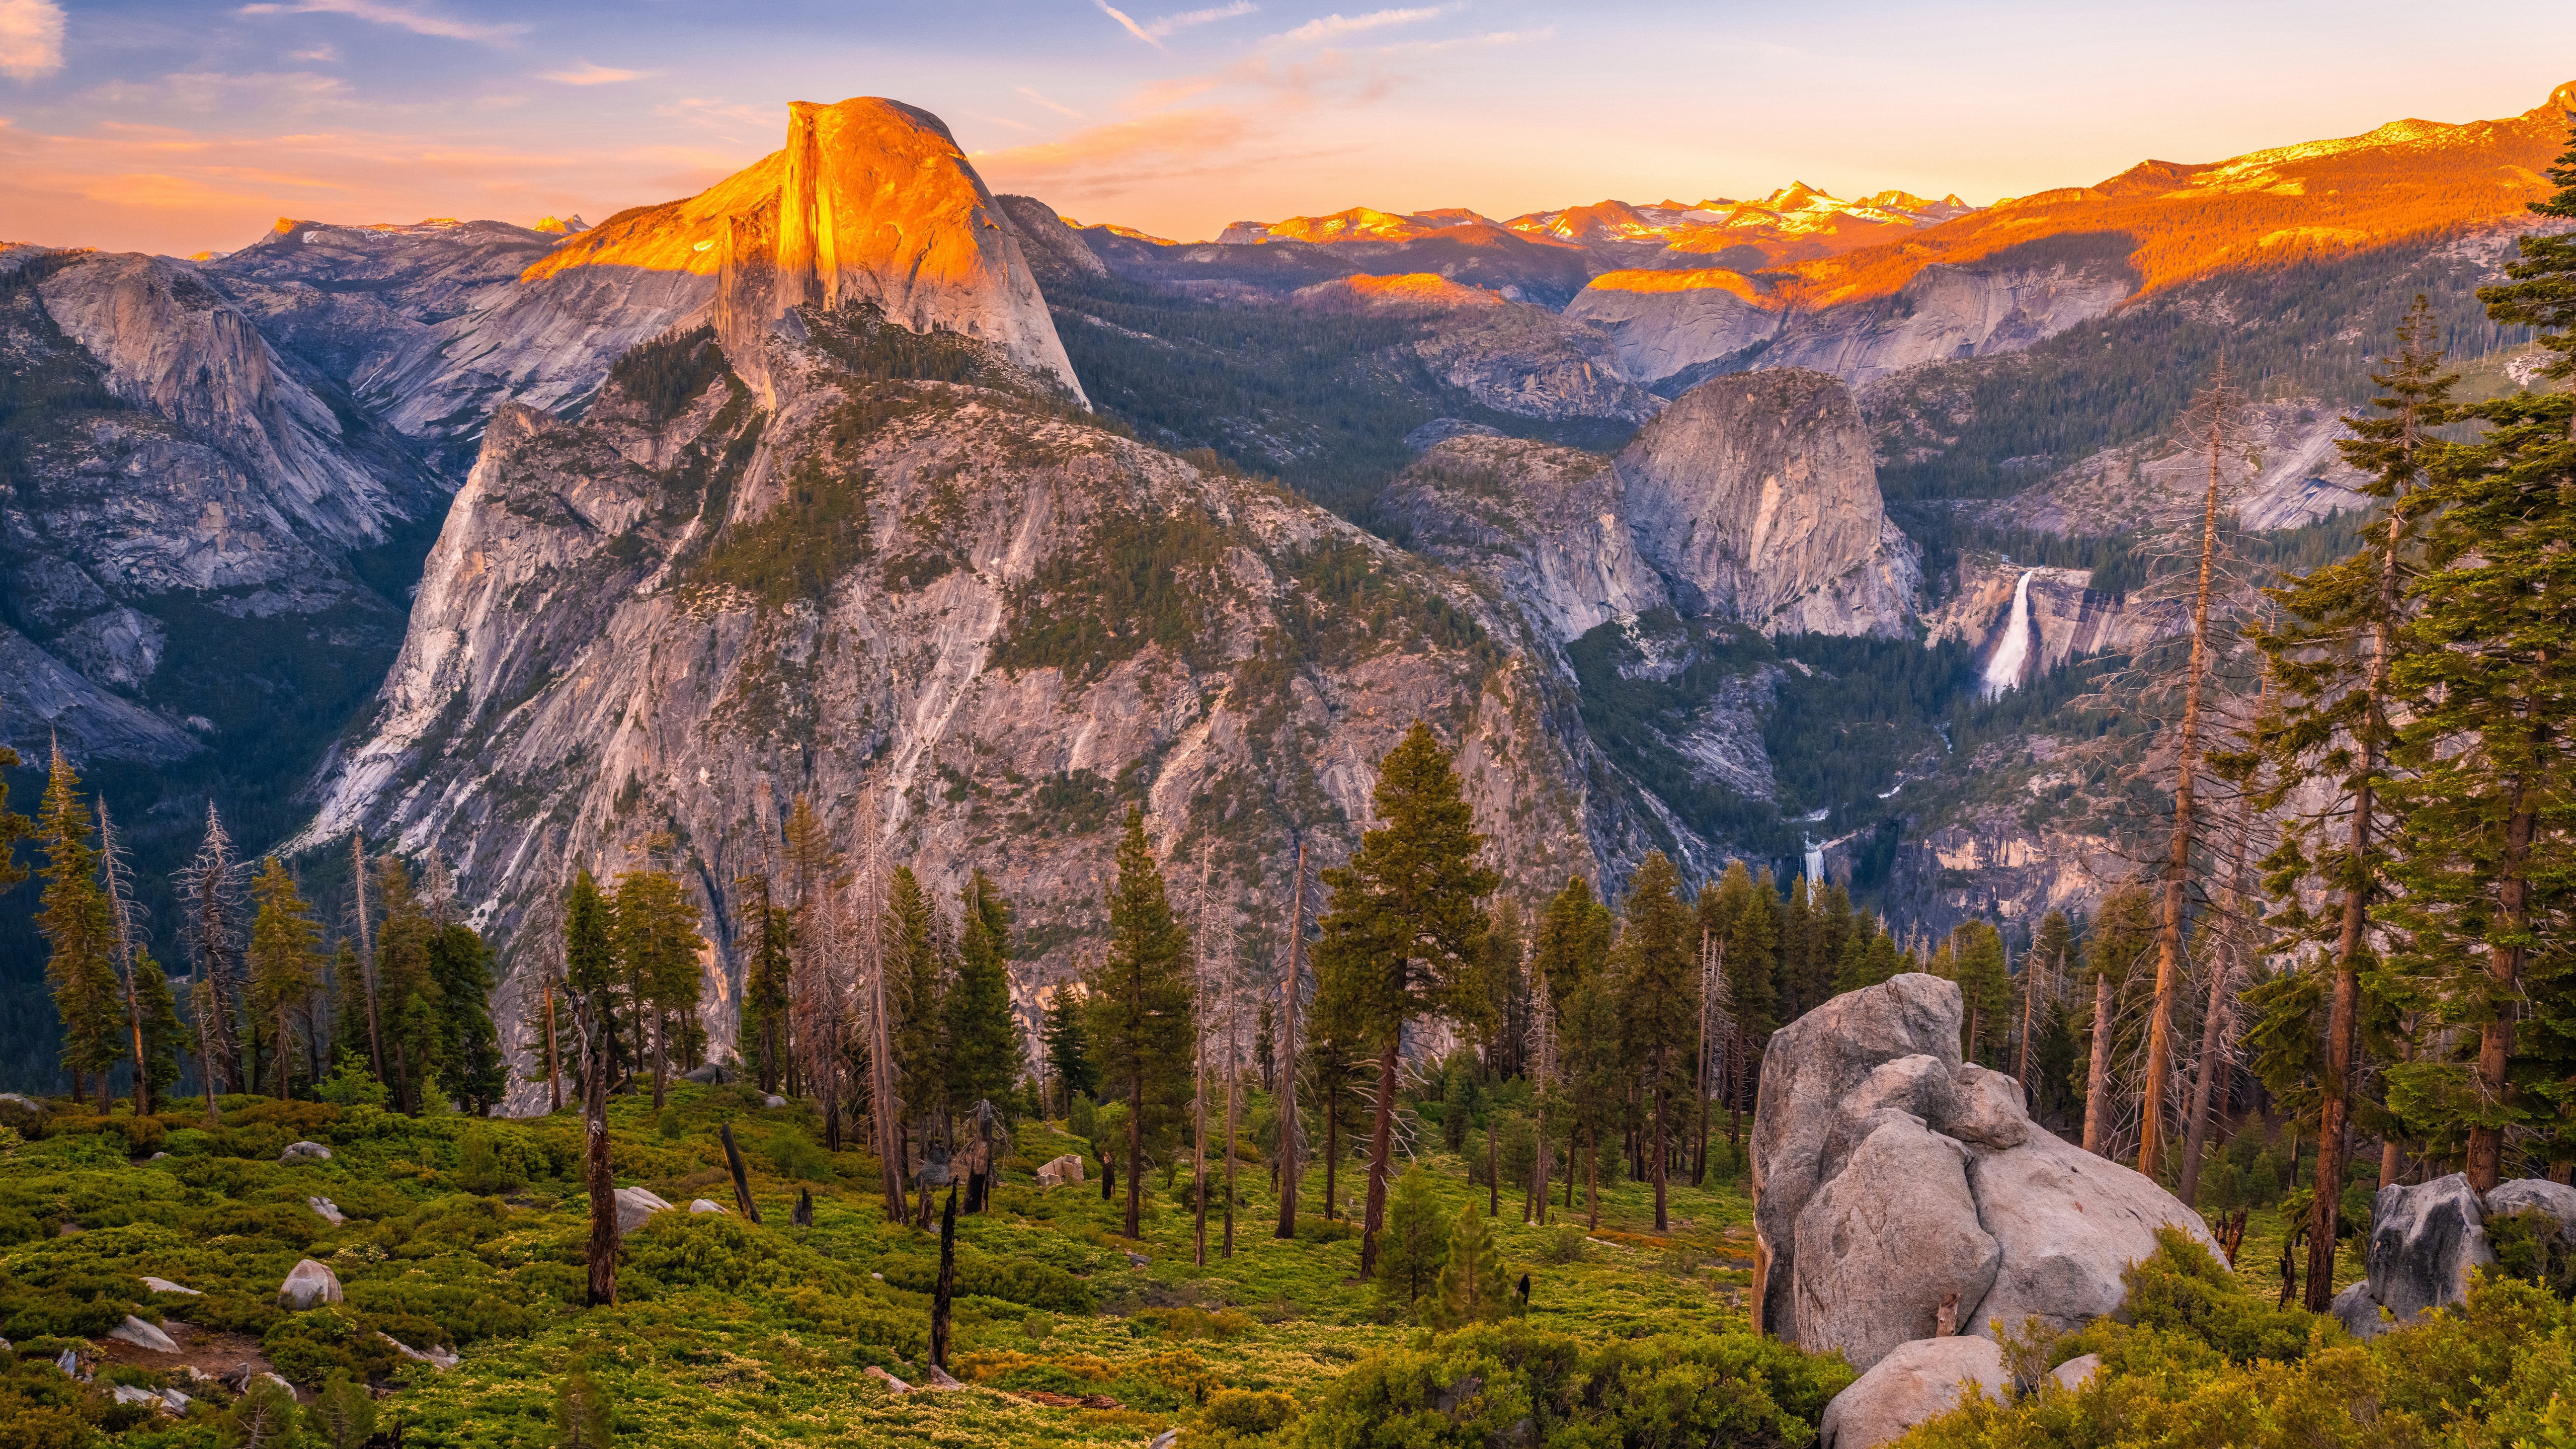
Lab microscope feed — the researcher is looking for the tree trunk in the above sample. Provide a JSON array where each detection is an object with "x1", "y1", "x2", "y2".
[
  {"x1": 1124, "y1": 1066, "x2": 1145, "y2": 1239},
  {"x1": 650, "y1": 1003, "x2": 667, "y2": 1111},
  {"x1": 2181, "y1": 783, "x2": 2255, "y2": 1205},
  {"x1": 930, "y1": 1183, "x2": 958, "y2": 1370},
  {"x1": 2140, "y1": 386, "x2": 2232, "y2": 1183},
  {"x1": 545, "y1": 986, "x2": 562, "y2": 1113},
  {"x1": 353, "y1": 833, "x2": 383, "y2": 1082},
  {"x1": 719, "y1": 1124, "x2": 762, "y2": 1223},
  {"x1": 583, "y1": 1007, "x2": 617, "y2": 1307},
  {"x1": 1223, "y1": 987, "x2": 1241, "y2": 1258},
  {"x1": 1358, "y1": 1032, "x2": 1401, "y2": 1277},
  {"x1": 1651, "y1": 1073, "x2": 1669, "y2": 1232},
  {"x1": 2464, "y1": 792, "x2": 2536, "y2": 1192},
  {"x1": 2082, "y1": 964, "x2": 2116, "y2": 1155},
  {"x1": 1275, "y1": 839, "x2": 1305, "y2": 1241},
  {"x1": 1487, "y1": 1110, "x2": 1499, "y2": 1218},
  {"x1": 1324, "y1": 1094, "x2": 1338, "y2": 1221},
  {"x1": 1585, "y1": 1130, "x2": 1599, "y2": 1230}
]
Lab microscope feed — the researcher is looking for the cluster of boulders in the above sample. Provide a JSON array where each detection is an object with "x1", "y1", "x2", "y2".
[
  {"x1": 1753, "y1": 975, "x2": 2222, "y2": 1448},
  {"x1": 2332, "y1": 1173, "x2": 2576, "y2": 1340}
]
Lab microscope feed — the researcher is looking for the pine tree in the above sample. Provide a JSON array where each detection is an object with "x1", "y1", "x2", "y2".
[
  {"x1": 372, "y1": 856, "x2": 441, "y2": 1112},
  {"x1": 1430, "y1": 1199, "x2": 1516, "y2": 1329},
  {"x1": 613, "y1": 862, "x2": 705, "y2": 1111},
  {"x1": 246, "y1": 857, "x2": 323, "y2": 1099},
  {"x1": 1085, "y1": 808, "x2": 1195, "y2": 1239},
  {"x1": 1614, "y1": 851, "x2": 1697, "y2": 1231},
  {"x1": 131, "y1": 952, "x2": 185, "y2": 1112},
  {"x1": 2378, "y1": 263, "x2": 2576, "y2": 1188},
  {"x1": 1943, "y1": 921, "x2": 2013, "y2": 1064},
  {"x1": 565, "y1": 870, "x2": 619, "y2": 1306},
  {"x1": 2247, "y1": 295, "x2": 2454, "y2": 1297},
  {"x1": 736, "y1": 870, "x2": 794, "y2": 1094},
  {"x1": 429, "y1": 923, "x2": 504, "y2": 1114},
  {"x1": 1039, "y1": 988, "x2": 1096, "y2": 1112},
  {"x1": 946, "y1": 868, "x2": 1021, "y2": 1112},
  {"x1": 180, "y1": 803, "x2": 247, "y2": 1109},
  {"x1": 1370, "y1": 1167, "x2": 1450, "y2": 1323},
  {"x1": 36, "y1": 745, "x2": 123, "y2": 1109},
  {"x1": 888, "y1": 865, "x2": 947, "y2": 1149},
  {"x1": 1312, "y1": 723, "x2": 1498, "y2": 1275}
]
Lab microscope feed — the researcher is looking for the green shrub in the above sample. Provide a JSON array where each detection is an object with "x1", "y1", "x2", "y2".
[
  {"x1": 1186, "y1": 1388, "x2": 1300, "y2": 1447},
  {"x1": 262, "y1": 1305, "x2": 393, "y2": 1386},
  {"x1": 762, "y1": 1131, "x2": 837, "y2": 1182},
  {"x1": 878, "y1": 1246, "x2": 1094, "y2": 1313},
  {"x1": 1539, "y1": 1225, "x2": 1588, "y2": 1265},
  {"x1": 2488, "y1": 1208, "x2": 2575, "y2": 1296},
  {"x1": 456, "y1": 1127, "x2": 523, "y2": 1196},
  {"x1": 117, "y1": 1115, "x2": 165, "y2": 1156},
  {"x1": 1285, "y1": 1319, "x2": 1847, "y2": 1448},
  {"x1": 1371, "y1": 1169, "x2": 1450, "y2": 1323},
  {"x1": 2060, "y1": 1225, "x2": 2316, "y2": 1365}
]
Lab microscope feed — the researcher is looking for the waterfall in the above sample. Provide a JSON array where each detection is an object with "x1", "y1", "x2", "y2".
[
  {"x1": 1981, "y1": 569, "x2": 2038, "y2": 701},
  {"x1": 1803, "y1": 836, "x2": 1826, "y2": 888}
]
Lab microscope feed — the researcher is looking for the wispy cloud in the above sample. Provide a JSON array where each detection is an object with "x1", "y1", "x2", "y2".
[
  {"x1": 1095, "y1": 1, "x2": 1163, "y2": 48},
  {"x1": 974, "y1": 107, "x2": 1252, "y2": 185},
  {"x1": 0, "y1": 0, "x2": 66, "y2": 80},
  {"x1": 235, "y1": 0, "x2": 526, "y2": 45},
  {"x1": 1145, "y1": 2, "x2": 1257, "y2": 37},
  {"x1": 536, "y1": 59, "x2": 654, "y2": 86},
  {"x1": 1017, "y1": 85, "x2": 1085, "y2": 119},
  {"x1": 1268, "y1": 5, "x2": 1455, "y2": 46},
  {"x1": 288, "y1": 42, "x2": 340, "y2": 61}
]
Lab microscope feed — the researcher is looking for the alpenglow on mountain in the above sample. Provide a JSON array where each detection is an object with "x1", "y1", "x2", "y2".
[{"x1": 1, "y1": 79, "x2": 2570, "y2": 1100}]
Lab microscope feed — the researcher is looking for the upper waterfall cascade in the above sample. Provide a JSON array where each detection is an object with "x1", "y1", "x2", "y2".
[{"x1": 1981, "y1": 569, "x2": 2038, "y2": 700}]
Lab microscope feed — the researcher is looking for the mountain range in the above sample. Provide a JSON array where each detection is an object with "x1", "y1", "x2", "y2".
[{"x1": 1, "y1": 79, "x2": 2569, "y2": 1089}]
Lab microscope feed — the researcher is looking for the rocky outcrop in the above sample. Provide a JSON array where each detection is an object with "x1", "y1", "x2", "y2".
[
  {"x1": 1817, "y1": 1334, "x2": 2009, "y2": 1449},
  {"x1": 1974, "y1": 396, "x2": 2374, "y2": 537},
  {"x1": 715, "y1": 99, "x2": 1083, "y2": 404},
  {"x1": 1618, "y1": 371, "x2": 1918, "y2": 637},
  {"x1": 1383, "y1": 434, "x2": 1666, "y2": 645},
  {"x1": 1759, "y1": 250, "x2": 2135, "y2": 388},
  {"x1": 1753, "y1": 975, "x2": 2218, "y2": 1369},
  {"x1": 1565, "y1": 270, "x2": 1779, "y2": 384},
  {"x1": 279, "y1": 1141, "x2": 332, "y2": 1162},
  {"x1": 1037, "y1": 1154, "x2": 1085, "y2": 1187}
]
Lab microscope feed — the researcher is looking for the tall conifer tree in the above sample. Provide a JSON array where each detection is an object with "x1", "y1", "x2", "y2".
[
  {"x1": 1085, "y1": 809, "x2": 1195, "y2": 1239},
  {"x1": 246, "y1": 857, "x2": 323, "y2": 1098},
  {"x1": 1313, "y1": 723, "x2": 1498, "y2": 1275},
  {"x1": 36, "y1": 746, "x2": 122, "y2": 1109}
]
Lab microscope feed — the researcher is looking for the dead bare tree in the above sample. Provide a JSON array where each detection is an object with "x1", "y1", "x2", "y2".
[{"x1": 1274, "y1": 837, "x2": 1307, "y2": 1241}]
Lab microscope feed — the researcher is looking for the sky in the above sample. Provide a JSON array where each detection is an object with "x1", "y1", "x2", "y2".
[{"x1": 3, "y1": 0, "x2": 2573, "y2": 257}]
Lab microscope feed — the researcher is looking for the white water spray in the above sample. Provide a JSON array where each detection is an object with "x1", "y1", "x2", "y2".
[{"x1": 1981, "y1": 569, "x2": 2038, "y2": 701}]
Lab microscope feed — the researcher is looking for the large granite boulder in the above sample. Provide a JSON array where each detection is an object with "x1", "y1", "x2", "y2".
[
  {"x1": 2483, "y1": 1178, "x2": 2576, "y2": 1247},
  {"x1": 1793, "y1": 1114, "x2": 1999, "y2": 1372},
  {"x1": 1752, "y1": 974, "x2": 2217, "y2": 1368},
  {"x1": 278, "y1": 1258, "x2": 343, "y2": 1310},
  {"x1": 2332, "y1": 1174, "x2": 2521, "y2": 1340},
  {"x1": 613, "y1": 1186, "x2": 676, "y2": 1236},
  {"x1": 1817, "y1": 1334, "x2": 2009, "y2": 1449},
  {"x1": 1752, "y1": 974, "x2": 1964, "y2": 1339}
]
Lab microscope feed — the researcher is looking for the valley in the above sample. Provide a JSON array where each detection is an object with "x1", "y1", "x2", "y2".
[{"x1": 1, "y1": 57, "x2": 2574, "y2": 1449}]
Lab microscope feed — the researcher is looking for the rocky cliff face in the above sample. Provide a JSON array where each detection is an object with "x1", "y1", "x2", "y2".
[
  {"x1": 306, "y1": 311, "x2": 1605, "y2": 1095},
  {"x1": 1293, "y1": 274, "x2": 1661, "y2": 425},
  {"x1": 0, "y1": 248, "x2": 435, "y2": 764},
  {"x1": 715, "y1": 99, "x2": 1082, "y2": 404},
  {"x1": 1619, "y1": 370, "x2": 1918, "y2": 637}
]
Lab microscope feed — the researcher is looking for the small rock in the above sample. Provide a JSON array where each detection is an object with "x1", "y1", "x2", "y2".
[
  {"x1": 377, "y1": 1330, "x2": 460, "y2": 1370},
  {"x1": 682, "y1": 1062, "x2": 734, "y2": 1085},
  {"x1": 2049, "y1": 1353, "x2": 2103, "y2": 1393},
  {"x1": 139, "y1": 1276, "x2": 202, "y2": 1296},
  {"x1": 866, "y1": 1364, "x2": 913, "y2": 1393},
  {"x1": 613, "y1": 1186, "x2": 676, "y2": 1235},
  {"x1": 149, "y1": 1151, "x2": 169, "y2": 1160},
  {"x1": 926, "y1": 1365, "x2": 965, "y2": 1389},
  {"x1": 279, "y1": 1141, "x2": 332, "y2": 1163},
  {"x1": 308, "y1": 1196, "x2": 346, "y2": 1226},
  {"x1": 689, "y1": 1199, "x2": 727, "y2": 1214},
  {"x1": 108, "y1": 1314, "x2": 181, "y2": 1353},
  {"x1": 1150, "y1": 1430, "x2": 1180, "y2": 1449},
  {"x1": 0, "y1": 1093, "x2": 40, "y2": 1110},
  {"x1": 871, "y1": 1271, "x2": 884, "y2": 1280},
  {"x1": 53, "y1": 1348, "x2": 79, "y2": 1376},
  {"x1": 279, "y1": 1257, "x2": 345, "y2": 1310},
  {"x1": 1036, "y1": 1153, "x2": 1086, "y2": 1188},
  {"x1": 1125, "y1": 1252, "x2": 1149, "y2": 1268},
  {"x1": 160, "y1": 1387, "x2": 192, "y2": 1411},
  {"x1": 111, "y1": 1384, "x2": 167, "y2": 1410},
  {"x1": 1817, "y1": 1335, "x2": 2008, "y2": 1449},
  {"x1": 764, "y1": 1094, "x2": 787, "y2": 1108}
]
